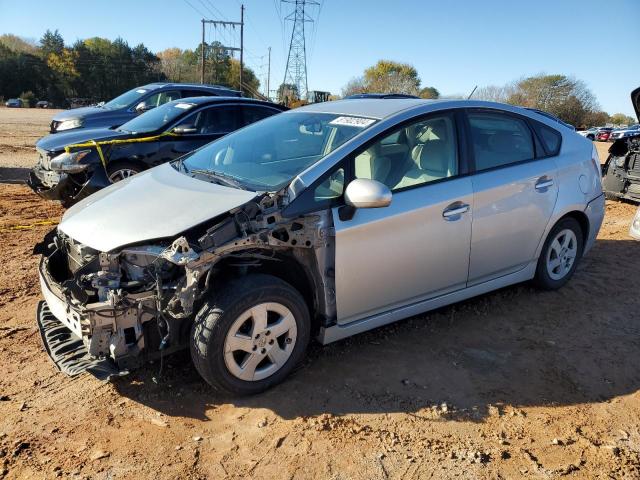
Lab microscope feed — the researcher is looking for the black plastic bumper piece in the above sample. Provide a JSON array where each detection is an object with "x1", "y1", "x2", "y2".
[{"x1": 36, "y1": 300, "x2": 128, "y2": 381}]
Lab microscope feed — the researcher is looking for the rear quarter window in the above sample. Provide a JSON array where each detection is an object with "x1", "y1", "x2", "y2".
[{"x1": 532, "y1": 122, "x2": 562, "y2": 156}]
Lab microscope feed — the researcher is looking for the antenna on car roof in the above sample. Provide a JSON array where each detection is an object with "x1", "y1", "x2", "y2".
[{"x1": 467, "y1": 85, "x2": 478, "y2": 100}]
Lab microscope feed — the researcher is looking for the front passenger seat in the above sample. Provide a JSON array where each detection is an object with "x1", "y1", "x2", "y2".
[
  {"x1": 394, "y1": 141, "x2": 451, "y2": 189},
  {"x1": 355, "y1": 147, "x2": 392, "y2": 186}
]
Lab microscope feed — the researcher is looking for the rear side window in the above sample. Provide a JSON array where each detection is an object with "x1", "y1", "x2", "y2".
[
  {"x1": 531, "y1": 122, "x2": 562, "y2": 156},
  {"x1": 145, "y1": 90, "x2": 181, "y2": 107},
  {"x1": 467, "y1": 112, "x2": 535, "y2": 171},
  {"x1": 241, "y1": 106, "x2": 280, "y2": 126},
  {"x1": 177, "y1": 105, "x2": 239, "y2": 134},
  {"x1": 182, "y1": 89, "x2": 215, "y2": 98}
]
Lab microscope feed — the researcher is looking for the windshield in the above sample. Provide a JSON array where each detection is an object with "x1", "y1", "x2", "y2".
[
  {"x1": 103, "y1": 87, "x2": 151, "y2": 110},
  {"x1": 117, "y1": 101, "x2": 196, "y2": 134},
  {"x1": 176, "y1": 111, "x2": 377, "y2": 191}
]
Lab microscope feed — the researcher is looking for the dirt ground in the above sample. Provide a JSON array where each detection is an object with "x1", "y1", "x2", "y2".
[{"x1": 0, "y1": 108, "x2": 639, "y2": 479}]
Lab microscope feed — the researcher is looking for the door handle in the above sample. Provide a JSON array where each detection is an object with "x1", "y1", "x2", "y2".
[
  {"x1": 442, "y1": 202, "x2": 470, "y2": 220},
  {"x1": 535, "y1": 177, "x2": 554, "y2": 191}
]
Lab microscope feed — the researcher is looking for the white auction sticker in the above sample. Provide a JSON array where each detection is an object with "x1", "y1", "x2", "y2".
[
  {"x1": 329, "y1": 116, "x2": 376, "y2": 128},
  {"x1": 174, "y1": 103, "x2": 196, "y2": 110}
]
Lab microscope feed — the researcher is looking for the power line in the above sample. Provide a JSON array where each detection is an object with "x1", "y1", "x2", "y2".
[{"x1": 183, "y1": 0, "x2": 208, "y2": 18}]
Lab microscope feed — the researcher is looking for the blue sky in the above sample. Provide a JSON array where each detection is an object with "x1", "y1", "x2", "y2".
[{"x1": 1, "y1": 0, "x2": 638, "y2": 115}]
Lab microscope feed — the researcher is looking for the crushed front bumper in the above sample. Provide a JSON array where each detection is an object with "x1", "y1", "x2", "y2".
[
  {"x1": 26, "y1": 164, "x2": 109, "y2": 205},
  {"x1": 36, "y1": 301, "x2": 126, "y2": 380},
  {"x1": 37, "y1": 255, "x2": 150, "y2": 379}
]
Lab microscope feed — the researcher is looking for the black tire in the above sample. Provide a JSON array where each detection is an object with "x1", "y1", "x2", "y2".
[
  {"x1": 190, "y1": 274, "x2": 310, "y2": 395},
  {"x1": 106, "y1": 161, "x2": 142, "y2": 183},
  {"x1": 533, "y1": 217, "x2": 584, "y2": 290}
]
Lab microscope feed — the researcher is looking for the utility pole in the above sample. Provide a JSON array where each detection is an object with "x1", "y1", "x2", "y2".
[
  {"x1": 200, "y1": 19, "x2": 205, "y2": 84},
  {"x1": 267, "y1": 47, "x2": 271, "y2": 100},
  {"x1": 239, "y1": 4, "x2": 244, "y2": 95},
  {"x1": 198, "y1": 13, "x2": 244, "y2": 89}
]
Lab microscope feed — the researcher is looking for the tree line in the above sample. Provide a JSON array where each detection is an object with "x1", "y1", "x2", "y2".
[
  {"x1": 0, "y1": 30, "x2": 261, "y2": 107},
  {"x1": 342, "y1": 60, "x2": 634, "y2": 127}
]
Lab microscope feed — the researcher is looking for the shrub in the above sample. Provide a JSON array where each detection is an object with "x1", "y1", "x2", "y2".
[{"x1": 19, "y1": 91, "x2": 36, "y2": 107}]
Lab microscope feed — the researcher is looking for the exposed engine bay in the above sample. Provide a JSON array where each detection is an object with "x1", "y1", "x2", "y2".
[
  {"x1": 602, "y1": 135, "x2": 640, "y2": 202},
  {"x1": 37, "y1": 192, "x2": 336, "y2": 375}
]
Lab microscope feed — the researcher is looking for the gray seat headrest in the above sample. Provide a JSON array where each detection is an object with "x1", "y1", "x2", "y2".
[{"x1": 418, "y1": 140, "x2": 449, "y2": 175}]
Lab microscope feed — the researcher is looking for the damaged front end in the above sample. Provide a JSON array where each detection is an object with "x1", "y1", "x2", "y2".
[
  {"x1": 36, "y1": 193, "x2": 336, "y2": 380},
  {"x1": 603, "y1": 135, "x2": 640, "y2": 202}
]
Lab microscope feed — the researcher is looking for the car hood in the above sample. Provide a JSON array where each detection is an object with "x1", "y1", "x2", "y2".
[
  {"x1": 36, "y1": 128, "x2": 130, "y2": 153},
  {"x1": 58, "y1": 163, "x2": 258, "y2": 252},
  {"x1": 633, "y1": 87, "x2": 640, "y2": 122},
  {"x1": 52, "y1": 106, "x2": 115, "y2": 121}
]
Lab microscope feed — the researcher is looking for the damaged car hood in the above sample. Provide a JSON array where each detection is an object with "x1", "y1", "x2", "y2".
[
  {"x1": 58, "y1": 163, "x2": 258, "y2": 252},
  {"x1": 36, "y1": 128, "x2": 131, "y2": 153}
]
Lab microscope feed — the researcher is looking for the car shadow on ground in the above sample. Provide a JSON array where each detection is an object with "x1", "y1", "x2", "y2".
[
  {"x1": 0, "y1": 167, "x2": 30, "y2": 184},
  {"x1": 114, "y1": 238, "x2": 640, "y2": 423}
]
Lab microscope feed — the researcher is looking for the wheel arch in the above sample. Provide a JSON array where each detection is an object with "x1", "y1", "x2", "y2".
[
  {"x1": 106, "y1": 157, "x2": 147, "y2": 174},
  {"x1": 559, "y1": 210, "x2": 590, "y2": 248},
  {"x1": 209, "y1": 250, "x2": 323, "y2": 335},
  {"x1": 537, "y1": 210, "x2": 590, "y2": 262}
]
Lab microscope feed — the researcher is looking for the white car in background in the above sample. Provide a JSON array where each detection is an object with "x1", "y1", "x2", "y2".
[{"x1": 577, "y1": 127, "x2": 599, "y2": 140}]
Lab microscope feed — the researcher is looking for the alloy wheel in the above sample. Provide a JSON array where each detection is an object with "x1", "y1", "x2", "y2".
[
  {"x1": 223, "y1": 302, "x2": 297, "y2": 382},
  {"x1": 108, "y1": 168, "x2": 138, "y2": 183},
  {"x1": 546, "y1": 229, "x2": 578, "y2": 281}
]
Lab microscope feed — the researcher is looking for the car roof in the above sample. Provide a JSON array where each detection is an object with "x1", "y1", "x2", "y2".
[
  {"x1": 295, "y1": 98, "x2": 440, "y2": 119},
  {"x1": 143, "y1": 82, "x2": 239, "y2": 92},
  {"x1": 169, "y1": 96, "x2": 287, "y2": 109},
  {"x1": 344, "y1": 93, "x2": 420, "y2": 100},
  {"x1": 295, "y1": 98, "x2": 562, "y2": 121}
]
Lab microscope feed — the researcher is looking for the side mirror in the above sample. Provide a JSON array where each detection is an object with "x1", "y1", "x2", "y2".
[
  {"x1": 135, "y1": 101, "x2": 154, "y2": 114},
  {"x1": 172, "y1": 125, "x2": 198, "y2": 134},
  {"x1": 340, "y1": 178, "x2": 392, "y2": 221}
]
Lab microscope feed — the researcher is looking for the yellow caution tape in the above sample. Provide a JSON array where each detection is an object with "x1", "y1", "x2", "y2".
[
  {"x1": 0, "y1": 219, "x2": 58, "y2": 233},
  {"x1": 64, "y1": 131, "x2": 179, "y2": 171}
]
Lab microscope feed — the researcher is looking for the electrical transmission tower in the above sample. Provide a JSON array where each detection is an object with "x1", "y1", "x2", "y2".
[{"x1": 281, "y1": 0, "x2": 318, "y2": 102}]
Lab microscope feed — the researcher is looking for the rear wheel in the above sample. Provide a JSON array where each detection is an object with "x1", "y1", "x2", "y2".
[
  {"x1": 190, "y1": 274, "x2": 310, "y2": 395},
  {"x1": 107, "y1": 161, "x2": 142, "y2": 183},
  {"x1": 533, "y1": 218, "x2": 584, "y2": 290}
]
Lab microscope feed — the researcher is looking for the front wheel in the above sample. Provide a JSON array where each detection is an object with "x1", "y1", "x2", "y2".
[
  {"x1": 190, "y1": 274, "x2": 310, "y2": 395},
  {"x1": 533, "y1": 218, "x2": 584, "y2": 290},
  {"x1": 107, "y1": 161, "x2": 142, "y2": 183}
]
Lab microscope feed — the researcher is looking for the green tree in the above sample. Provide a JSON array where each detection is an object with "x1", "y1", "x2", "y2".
[
  {"x1": 419, "y1": 86, "x2": 440, "y2": 99},
  {"x1": 506, "y1": 74, "x2": 598, "y2": 126},
  {"x1": 341, "y1": 76, "x2": 367, "y2": 97},
  {"x1": 363, "y1": 60, "x2": 421, "y2": 95},
  {"x1": 341, "y1": 60, "x2": 425, "y2": 97},
  {"x1": 277, "y1": 83, "x2": 299, "y2": 105},
  {"x1": 582, "y1": 110, "x2": 609, "y2": 128},
  {"x1": 40, "y1": 29, "x2": 64, "y2": 57},
  {"x1": 0, "y1": 34, "x2": 37, "y2": 54},
  {"x1": 610, "y1": 113, "x2": 636, "y2": 126}
]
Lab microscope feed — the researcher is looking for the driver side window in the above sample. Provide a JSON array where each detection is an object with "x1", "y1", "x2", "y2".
[
  {"x1": 145, "y1": 90, "x2": 180, "y2": 108},
  {"x1": 353, "y1": 113, "x2": 458, "y2": 191},
  {"x1": 176, "y1": 106, "x2": 239, "y2": 135}
]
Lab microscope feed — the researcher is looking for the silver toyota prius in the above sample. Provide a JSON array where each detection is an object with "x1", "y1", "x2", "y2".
[{"x1": 36, "y1": 98, "x2": 605, "y2": 394}]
